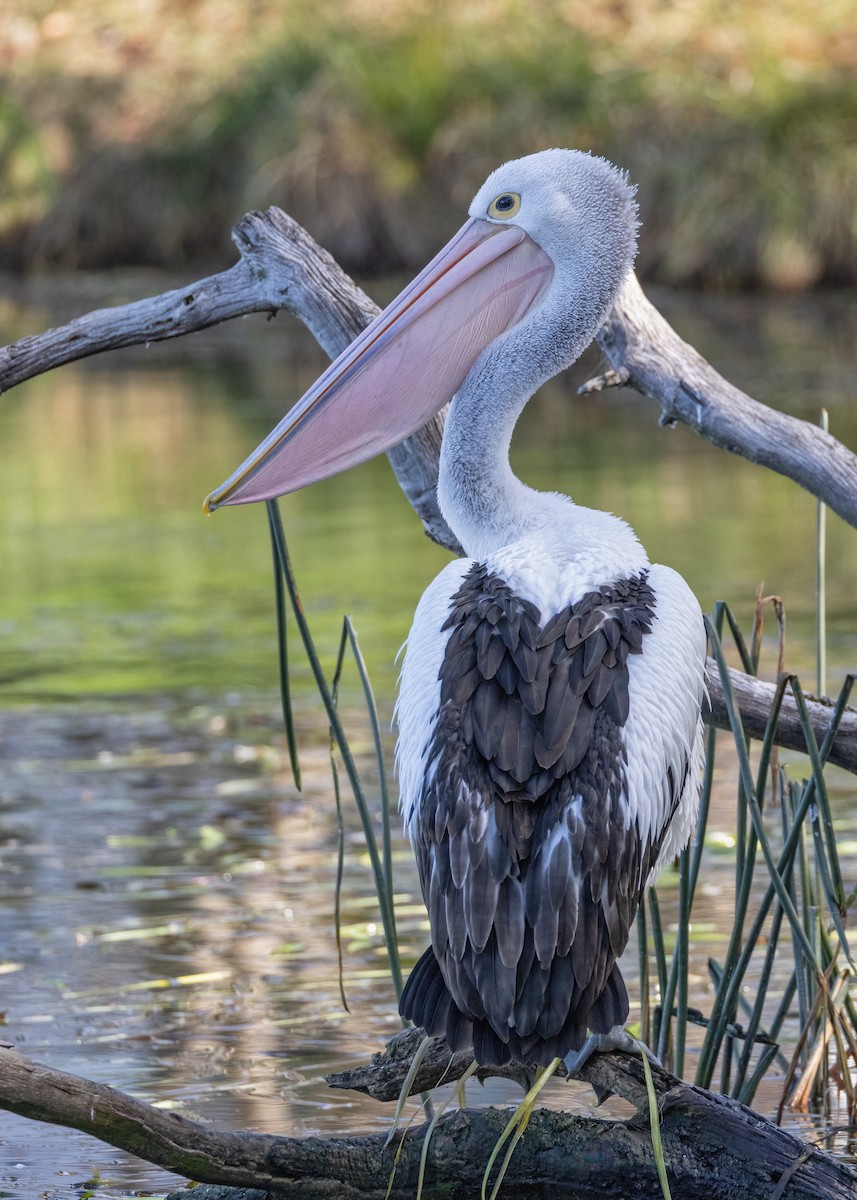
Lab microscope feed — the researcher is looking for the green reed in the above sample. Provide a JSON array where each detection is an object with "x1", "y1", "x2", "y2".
[
  {"x1": 266, "y1": 500, "x2": 402, "y2": 1002},
  {"x1": 645, "y1": 599, "x2": 855, "y2": 1119}
]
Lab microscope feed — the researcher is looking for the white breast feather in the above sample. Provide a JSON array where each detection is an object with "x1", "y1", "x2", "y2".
[
  {"x1": 482, "y1": 500, "x2": 651, "y2": 614},
  {"x1": 395, "y1": 558, "x2": 474, "y2": 836},
  {"x1": 623, "y1": 562, "x2": 706, "y2": 875},
  {"x1": 395, "y1": 510, "x2": 705, "y2": 884}
]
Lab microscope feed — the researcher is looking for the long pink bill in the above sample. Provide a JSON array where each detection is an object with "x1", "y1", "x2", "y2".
[{"x1": 204, "y1": 218, "x2": 553, "y2": 512}]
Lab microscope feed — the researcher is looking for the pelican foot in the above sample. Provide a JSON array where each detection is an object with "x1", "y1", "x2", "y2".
[{"x1": 562, "y1": 1026, "x2": 660, "y2": 1078}]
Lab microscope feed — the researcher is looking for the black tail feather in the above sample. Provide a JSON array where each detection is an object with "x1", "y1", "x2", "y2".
[
  {"x1": 400, "y1": 948, "x2": 631, "y2": 1067},
  {"x1": 587, "y1": 963, "x2": 629, "y2": 1035}
]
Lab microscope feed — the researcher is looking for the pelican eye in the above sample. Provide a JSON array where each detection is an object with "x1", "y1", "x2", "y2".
[{"x1": 487, "y1": 192, "x2": 521, "y2": 220}]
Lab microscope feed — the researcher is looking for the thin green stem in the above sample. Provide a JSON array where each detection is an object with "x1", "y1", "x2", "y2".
[
  {"x1": 789, "y1": 779, "x2": 813, "y2": 1037},
  {"x1": 688, "y1": 724, "x2": 716, "y2": 902},
  {"x1": 267, "y1": 501, "x2": 403, "y2": 999},
  {"x1": 816, "y1": 408, "x2": 828, "y2": 697},
  {"x1": 267, "y1": 502, "x2": 302, "y2": 790},
  {"x1": 330, "y1": 622, "x2": 353, "y2": 1013},
  {"x1": 674, "y1": 845, "x2": 690, "y2": 1079},
  {"x1": 342, "y1": 616, "x2": 397, "y2": 954},
  {"x1": 715, "y1": 600, "x2": 754, "y2": 676},
  {"x1": 650, "y1": 890, "x2": 670, "y2": 1062},
  {"x1": 637, "y1": 902, "x2": 650, "y2": 1048},
  {"x1": 642, "y1": 1051, "x2": 673, "y2": 1200}
]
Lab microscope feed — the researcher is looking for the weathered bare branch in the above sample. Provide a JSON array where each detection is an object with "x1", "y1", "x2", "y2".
[
  {"x1": 706, "y1": 666, "x2": 856, "y2": 774},
  {"x1": 590, "y1": 271, "x2": 857, "y2": 529},
  {"x1": 2, "y1": 208, "x2": 855, "y2": 767},
  {"x1": 3, "y1": 1041, "x2": 856, "y2": 1200},
  {"x1": 0, "y1": 211, "x2": 373, "y2": 388},
  {"x1": 4, "y1": 207, "x2": 856, "y2": 540}
]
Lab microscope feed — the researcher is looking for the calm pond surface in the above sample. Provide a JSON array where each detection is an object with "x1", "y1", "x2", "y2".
[{"x1": 1, "y1": 276, "x2": 856, "y2": 1197}]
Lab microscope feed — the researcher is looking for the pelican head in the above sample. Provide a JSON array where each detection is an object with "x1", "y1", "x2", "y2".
[
  {"x1": 469, "y1": 149, "x2": 637, "y2": 286},
  {"x1": 204, "y1": 149, "x2": 637, "y2": 512}
]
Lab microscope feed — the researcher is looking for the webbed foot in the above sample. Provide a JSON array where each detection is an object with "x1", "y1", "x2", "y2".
[{"x1": 562, "y1": 1026, "x2": 660, "y2": 1078}]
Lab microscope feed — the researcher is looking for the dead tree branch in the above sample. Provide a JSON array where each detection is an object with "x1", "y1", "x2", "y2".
[
  {"x1": 0, "y1": 209, "x2": 455, "y2": 552},
  {"x1": 2, "y1": 1039, "x2": 856, "y2": 1200},
  {"x1": 706, "y1": 667, "x2": 856, "y2": 774},
  {"x1": 1, "y1": 207, "x2": 855, "y2": 769},
  {"x1": 589, "y1": 272, "x2": 857, "y2": 531},
  {"x1": 3, "y1": 207, "x2": 857, "y2": 540}
]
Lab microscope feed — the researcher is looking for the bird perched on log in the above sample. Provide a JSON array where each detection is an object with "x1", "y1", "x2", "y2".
[{"x1": 206, "y1": 148, "x2": 706, "y2": 1070}]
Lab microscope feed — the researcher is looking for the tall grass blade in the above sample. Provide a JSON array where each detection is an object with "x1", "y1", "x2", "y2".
[
  {"x1": 330, "y1": 622, "x2": 352, "y2": 1013},
  {"x1": 714, "y1": 600, "x2": 755, "y2": 675},
  {"x1": 385, "y1": 1033, "x2": 433, "y2": 1148},
  {"x1": 267, "y1": 501, "x2": 302, "y2": 790},
  {"x1": 487, "y1": 1111, "x2": 533, "y2": 1200},
  {"x1": 342, "y1": 615, "x2": 397, "y2": 953},
  {"x1": 481, "y1": 1059, "x2": 561, "y2": 1200},
  {"x1": 416, "y1": 1060, "x2": 479, "y2": 1200},
  {"x1": 688, "y1": 723, "x2": 717, "y2": 901},
  {"x1": 266, "y1": 501, "x2": 403, "y2": 999},
  {"x1": 649, "y1": 890, "x2": 670, "y2": 1061},
  {"x1": 788, "y1": 779, "x2": 813, "y2": 1038},
  {"x1": 674, "y1": 845, "x2": 691, "y2": 1079},
  {"x1": 641, "y1": 1050, "x2": 673, "y2": 1200},
  {"x1": 767, "y1": 972, "x2": 799, "y2": 1053},
  {"x1": 647, "y1": 889, "x2": 667, "y2": 1002},
  {"x1": 816, "y1": 408, "x2": 828, "y2": 697},
  {"x1": 330, "y1": 750, "x2": 349, "y2": 1011},
  {"x1": 384, "y1": 1099, "x2": 432, "y2": 1200},
  {"x1": 637, "y1": 903, "x2": 651, "y2": 1048}
]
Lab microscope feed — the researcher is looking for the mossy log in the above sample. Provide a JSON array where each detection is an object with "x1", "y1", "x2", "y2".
[{"x1": 2, "y1": 1033, "x2": 856, "y2": 1200}]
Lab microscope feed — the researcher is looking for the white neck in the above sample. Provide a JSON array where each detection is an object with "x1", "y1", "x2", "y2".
[{"x1": 437, "y1": 288, "x2": 597, "y2": 560}]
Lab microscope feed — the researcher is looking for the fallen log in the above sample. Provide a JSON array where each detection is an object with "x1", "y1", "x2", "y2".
[{"x1": 1, "y1": 1035, "x2": 855, "y2": 1200}]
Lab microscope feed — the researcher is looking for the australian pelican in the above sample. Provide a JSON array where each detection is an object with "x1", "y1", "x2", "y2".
[{"x1": 206, "y1": 149, "x2": 706, "y2": 1068}]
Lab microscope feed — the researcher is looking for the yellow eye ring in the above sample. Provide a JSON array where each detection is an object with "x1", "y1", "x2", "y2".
[{"x1": 487, "y1": 192, "x2": 521, "y2": 220}]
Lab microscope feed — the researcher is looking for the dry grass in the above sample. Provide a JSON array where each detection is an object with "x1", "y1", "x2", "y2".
[{"x1": 3, "y1": 0, "x2": 857, "y2": 286}]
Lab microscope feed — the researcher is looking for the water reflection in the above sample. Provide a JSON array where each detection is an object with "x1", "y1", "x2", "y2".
[
  {"x1": 2, "y1": 701, "x2": 855, "y2": 1197},
  {"x1": 2, "y1": 286, "x2": 856, "y2": 702},
  {"x1": 1, "y1": 281, "x2": 855, "y2": 1196}
]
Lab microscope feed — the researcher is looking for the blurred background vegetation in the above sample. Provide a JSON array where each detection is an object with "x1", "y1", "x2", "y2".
[{"x1": 2, "y1": 0, "x2": 856, "y2": 289}]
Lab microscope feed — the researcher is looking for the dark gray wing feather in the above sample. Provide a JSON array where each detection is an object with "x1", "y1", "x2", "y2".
[{"x1": 400, "y1": 564, "x2": 686, "y2": 1066}]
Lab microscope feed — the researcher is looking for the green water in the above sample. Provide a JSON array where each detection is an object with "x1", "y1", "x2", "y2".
[{"x1": 2, "y1": 285, "x2": 856, "y2": 707}]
